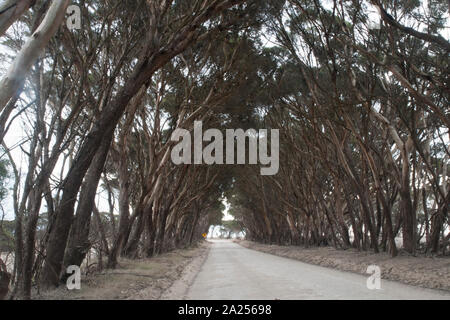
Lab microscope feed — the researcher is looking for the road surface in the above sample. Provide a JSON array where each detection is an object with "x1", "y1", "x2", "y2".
[{"x1": 187, "y1": 240, "x2": 450, "y2": 300}]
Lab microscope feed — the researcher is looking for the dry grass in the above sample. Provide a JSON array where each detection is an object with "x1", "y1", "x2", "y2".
[{"x1": 34, "y1": 241, "x2": 210, "y2": 300}]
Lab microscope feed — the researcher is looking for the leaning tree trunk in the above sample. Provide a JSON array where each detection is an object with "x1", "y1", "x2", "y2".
[
  {"x1": 0, "y1": 0, "x2": 71, "y2": 111},
  {"x1": 39, "y1": 57, "x2": 154, "y2": 287},
  {"x1": 62, "y1": 137, "x2": 111, "y2": 276},
  {"x1": 19, "y1": 188, "x2": 44, "y2": 299},
  {"x1": 123, "y1": 209, "x2": 146, "y2": 258}
]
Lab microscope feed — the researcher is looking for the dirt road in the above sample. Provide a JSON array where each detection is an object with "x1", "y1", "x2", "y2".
[{"x1": 186, "y1": 240, "x2": 450, "y2": 300}]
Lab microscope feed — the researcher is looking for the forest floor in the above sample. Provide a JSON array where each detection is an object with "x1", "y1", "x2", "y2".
[
  {"x1": 236, "y1": 240, "x2": 450, "y2": 291},
  {"x1": 33, "y1": 241, "x2": 210, "y2": 300}
]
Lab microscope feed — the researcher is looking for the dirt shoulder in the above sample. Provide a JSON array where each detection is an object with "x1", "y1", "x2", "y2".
[
  {"x1": 236, "y1": 240, "x2": 450, "y2": 291},
  {"x1": 34, "y1": 241, "x2": 210, "y2": 300}
]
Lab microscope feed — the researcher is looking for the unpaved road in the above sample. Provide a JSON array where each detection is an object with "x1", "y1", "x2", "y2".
[{"x1": 187, "y1": 240, "x2": 450, "y2": 300}]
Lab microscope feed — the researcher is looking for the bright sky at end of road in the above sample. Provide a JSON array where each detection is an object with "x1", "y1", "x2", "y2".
[{"x1": 222, "y1": 199, "x2": 234, "y2": 221}]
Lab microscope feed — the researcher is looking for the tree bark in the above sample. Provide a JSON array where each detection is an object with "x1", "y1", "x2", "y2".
[
  {"x1": 0, "y1": 0, "x2": 70, "y2": 111},
  {"x1": 62, "y1": 136, "x2": 111, "y2": 275}
]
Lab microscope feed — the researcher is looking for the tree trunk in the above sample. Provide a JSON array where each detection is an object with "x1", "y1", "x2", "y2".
[
  {"x1": 0, "y1": 259, "x2": 11, "y2": 300},
  {"x1": 400, "y1": 158, "x2": 416, "y2": 254},
  {"x1": 63, "y1": 137, "x2": 111, "y2": 274},
  {"x1": 0, "y1": 0, "x2": 70, "y2": 111},
  {"x1": 107, "y1": 157, "x2": 131, "y2": 268}
]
